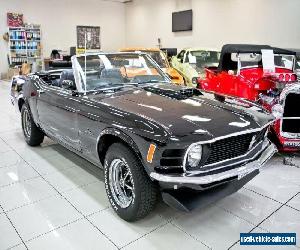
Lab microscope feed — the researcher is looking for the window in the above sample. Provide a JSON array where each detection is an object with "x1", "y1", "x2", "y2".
[{"x1": 177, "y1": 50, "x2": 186, "y2": 62}]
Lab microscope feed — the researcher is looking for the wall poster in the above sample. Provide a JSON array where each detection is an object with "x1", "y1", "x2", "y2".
[
  {"x1": 76, "y1": 26, "x2": 101, "y2": 50},
  {"x1": 7, "y1": 13, "x2": 24, "y2": 27}
]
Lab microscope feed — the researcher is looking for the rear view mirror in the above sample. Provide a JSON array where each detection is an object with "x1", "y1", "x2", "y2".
[{"x1": 62, "y1": 80, "x2": 76, "y2": 90}]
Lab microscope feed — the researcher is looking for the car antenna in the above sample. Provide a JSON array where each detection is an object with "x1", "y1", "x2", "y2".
[{"x1": 84, "y1": 32, "x2": 87, "y2": 95}]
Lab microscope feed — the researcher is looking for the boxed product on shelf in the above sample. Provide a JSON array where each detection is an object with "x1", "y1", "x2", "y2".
[{"x1": 7, "y1": 67, "x2": 20, "y2": 79}]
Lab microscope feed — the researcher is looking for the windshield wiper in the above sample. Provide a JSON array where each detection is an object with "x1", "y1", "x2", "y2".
[
  {"x1": 135, "y1": 80, "x2": 169, "y2": 85},
  {"x1": 87, "y1": 83, "x2": 138, "y2": 93},
  {"x1": 86, "y1": 80, "x2": 169, "y2": 94},
  {"x1": 88, "y1": 85, "x2": 124, "y2": 94}
]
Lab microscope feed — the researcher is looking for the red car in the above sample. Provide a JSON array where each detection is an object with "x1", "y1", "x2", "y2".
[{"x1": 198, "y1": 44, "x2": 300, "y2": 151}]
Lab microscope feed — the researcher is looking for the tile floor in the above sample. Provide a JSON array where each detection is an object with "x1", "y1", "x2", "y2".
[{"x1": 0, "y1": 80, "x2": 299, "y2": 250}]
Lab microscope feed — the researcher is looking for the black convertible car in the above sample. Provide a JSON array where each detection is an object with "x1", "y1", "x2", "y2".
[{"x1": 11, "y1": 52, "x2": 277, "y2": 221}]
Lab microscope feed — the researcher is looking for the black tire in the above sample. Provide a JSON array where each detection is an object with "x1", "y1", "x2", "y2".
[
  {"x1": 21, "y1": 104, "x2": 44, "y2": 146},
  {"x1": 104, "y1": 143, "x2": 158, "y2": 221}
]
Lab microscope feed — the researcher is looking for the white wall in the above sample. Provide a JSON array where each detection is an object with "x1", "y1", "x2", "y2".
[
  {"x1": 125, "y1": 0, "x2": 300, "y2": 51},
  {"x1": 1, "y1": 0, "x2": 300, "y2": 77},
  {"x1": 0, "y1": 0, "x2": 126, "y2": 76}
]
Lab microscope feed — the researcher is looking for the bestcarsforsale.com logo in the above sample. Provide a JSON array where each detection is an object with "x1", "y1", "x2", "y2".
[{"x1": 240, "y1": 233, "x2": 296, "y2": 245}]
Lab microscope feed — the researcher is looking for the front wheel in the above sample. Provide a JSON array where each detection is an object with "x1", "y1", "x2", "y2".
[
  {"x1": 104, "y1": 143, "x2": 158, "y2": 221},
  {"x1": 21, "y1": 104, "x2": 44, "y2": 146}
]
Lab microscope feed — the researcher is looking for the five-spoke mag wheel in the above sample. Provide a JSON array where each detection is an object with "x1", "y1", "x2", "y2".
[
  {"x1": 109, "y1": 158, "x2": 134, "y2": 208},
  {"x1": 104, "y1": 143, "x2": 158, "y2": 221},
  {"x1": 21, "y1": 104, "x2": 44, "y2": 146}
]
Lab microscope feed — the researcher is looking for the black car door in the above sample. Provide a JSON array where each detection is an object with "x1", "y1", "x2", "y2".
[
  {"x1": 75, "y1": 96, "x2": 107, "y2": 165},
  {"x1": 36, "y1": 82, "x2": 81, "y2": 151}
]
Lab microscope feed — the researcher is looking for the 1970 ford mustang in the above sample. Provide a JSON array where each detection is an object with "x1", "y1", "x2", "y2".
[{"x1": 12, "y1": 52, "x2": 277, "y2": 221}]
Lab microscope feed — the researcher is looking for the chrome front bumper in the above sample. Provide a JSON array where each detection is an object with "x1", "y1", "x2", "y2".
[{"x1": 150, "y1": 141, "x2": 277, "y2": 185}]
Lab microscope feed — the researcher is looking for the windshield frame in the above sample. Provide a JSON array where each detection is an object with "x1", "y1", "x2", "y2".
[
  {"x1": 71, "y1": 52, "x2": 171, "y2": 93},
  {"x1": 146, "y1": 50, "x2": 169, "y2": 68}
]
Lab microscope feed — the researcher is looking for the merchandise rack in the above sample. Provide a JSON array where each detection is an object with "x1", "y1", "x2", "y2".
[{"x1": 8, "y1": 26, "x2": 42, "y2": 66}]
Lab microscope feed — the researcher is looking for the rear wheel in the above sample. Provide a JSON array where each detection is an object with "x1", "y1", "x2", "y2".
[
  {"x1": 104, "y1": 143, "x2": 158, "y2": 221},
  {"x1": 21, "y1": 104, "x2": 44, "y2": 146}
]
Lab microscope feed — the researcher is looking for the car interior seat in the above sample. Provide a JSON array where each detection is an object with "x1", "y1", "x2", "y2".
[{"x1": 58, "y1": 70, "x2": 76, "y2": 89}]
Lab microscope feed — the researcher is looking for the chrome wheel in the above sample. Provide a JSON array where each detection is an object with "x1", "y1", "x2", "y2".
[
  {"x1": 22, "y1": 108, "x2": 31, "y2": 138},
  {"x1": 109, "y1": 158, "x2": 134, "y2": 208}
]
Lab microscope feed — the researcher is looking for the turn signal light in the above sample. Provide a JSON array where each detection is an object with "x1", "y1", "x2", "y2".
[
  {"x1": 147, "y1": 144, "x2": 156, "y2": 163},
  {"x1": 285, "y1": 74, "x2": 290, "y2": 81}
]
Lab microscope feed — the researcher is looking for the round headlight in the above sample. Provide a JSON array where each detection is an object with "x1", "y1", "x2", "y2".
[{"x1": 187, "y1": 144, "x2": 202, "y2": 168}]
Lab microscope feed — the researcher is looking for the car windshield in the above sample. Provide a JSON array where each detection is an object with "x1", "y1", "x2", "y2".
[
  {"x1": 296, "y1": 57, "x2": 300, "y2": 70},
  {"x1": 187, "y1": 50, "x2": 220, "y2": 72},
  {"x1": 237, "y1": 53, "x2": 263, "y2": 68},
  {"x1": 236, "y1": 53, "x2": 295, "y2": 70},
  {"x1": 274, "y1": 54, "x2": 294, "y2": 70},
  {"x1": 74, "y1": 53, "x2": 169, "y2": 92},
  {"x1": 146, "y1": 51, "x2": 168, "y2": 68}
]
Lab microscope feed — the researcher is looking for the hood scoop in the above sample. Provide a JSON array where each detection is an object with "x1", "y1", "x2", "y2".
[{"x1": 143, "y1": 85, "x2": 202, "y2": 100}]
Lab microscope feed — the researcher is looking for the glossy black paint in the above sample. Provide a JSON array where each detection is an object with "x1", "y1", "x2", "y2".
[{"x1": 14, "y1": 70, "x2": 274, "y2": 187}]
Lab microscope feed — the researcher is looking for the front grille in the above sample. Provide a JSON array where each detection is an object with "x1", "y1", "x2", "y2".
[
  {"x1": 282, "y1": 93, "x2": 300, "y2": 133},
  {"x1": 204, "y1": 133, "x2": 255, "y2": 165}
]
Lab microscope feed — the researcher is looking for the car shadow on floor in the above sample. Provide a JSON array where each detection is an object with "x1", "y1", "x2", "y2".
[{"x1": 43, "y1": 141, "x2": 105, "y2": 181}]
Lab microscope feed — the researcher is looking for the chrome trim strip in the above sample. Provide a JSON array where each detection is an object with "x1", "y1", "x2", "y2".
[
  {"x1": 281, "y1": 117, "x2": 300, "y2": 120},
  {"x1": 150, "y1": 142, "x2": 277, "y2": 185},
  {"x1": 182, "y1": 121, "x2": 274, "y2": 172},
  {"x1": 280, "y1": 131, "x2": 300, "y2": 140}
]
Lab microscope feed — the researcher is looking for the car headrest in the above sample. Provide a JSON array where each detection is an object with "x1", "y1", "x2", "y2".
[
  {"x1": 101, "y1": 68, "x2": 123, "y2": 79},
  {"x1": 60, "y1": 70, "x2": 75, "y2": 83},
  {"x1": 58, "y1": 70, "x2": 75, "y2": 88}
]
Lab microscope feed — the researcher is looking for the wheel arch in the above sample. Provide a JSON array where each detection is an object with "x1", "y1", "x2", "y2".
[{"x1": 97, "y1": 128, "x2": 143, "y2": 166}]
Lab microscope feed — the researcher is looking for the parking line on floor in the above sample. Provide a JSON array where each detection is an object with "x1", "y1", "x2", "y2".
[
  {"x1": 0, "y1": 203, "x2": 28, "y2": 249},
  {"x1": 0, "y1": 126, "x2": 121, "y2": 249},
  {"x1": 170, "y1": 221, "x2": 212, "y2": 250}
]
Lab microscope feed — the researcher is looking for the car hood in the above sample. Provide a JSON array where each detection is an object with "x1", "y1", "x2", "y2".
[{"x1": 89, "y1": 84, "x2": 273, "y2": 143}]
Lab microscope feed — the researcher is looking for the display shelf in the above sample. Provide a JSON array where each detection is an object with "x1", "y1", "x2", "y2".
[
  {"x1": 8, "y1": 26, "x2": 42, "y2": 67},
  {"x1": 10, "y1": 39, "x2": 26, "y2": 41}
]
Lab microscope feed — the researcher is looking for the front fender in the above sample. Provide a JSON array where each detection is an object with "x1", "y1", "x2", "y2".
[
  {"x1": 97, "y1": 127, "x2": 142, "y2": 161},
  {"x1": 184, "y1": 65, "x2": 198, "y2": 83}
]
